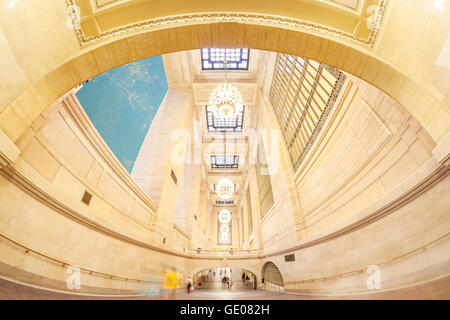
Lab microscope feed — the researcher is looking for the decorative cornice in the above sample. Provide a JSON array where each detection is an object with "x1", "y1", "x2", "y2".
[
  {"x1": 0, "y1": 153, "x2": 447, "y2": 265},
  {"x1": 173, "y1": 223, "x2": 192, "y2": 240},
  {"x1": 0, "y1": 129, "x2": 20, "y2": 169},
  {"x1": 65, "y1": 1, "x2": 388, "y2": 49}
]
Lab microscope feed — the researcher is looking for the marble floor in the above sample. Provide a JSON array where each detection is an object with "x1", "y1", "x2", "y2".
[{"x1": 0, "y1": 276, "x2": 448, "y2": 300}]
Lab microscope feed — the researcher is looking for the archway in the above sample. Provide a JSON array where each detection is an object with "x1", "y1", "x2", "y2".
[
  {"x1": 262, "y1": 261, "x2": 284, "y2": 290},
  {"x1": 0, "y1": 9, "x2": 448, "y2": 298},
  {"x1": 3, "y1": 20, "x2": 447, "y2": 158},
  {"x1": 192, "y1": 267, "x2": 258, "y2": 291}
]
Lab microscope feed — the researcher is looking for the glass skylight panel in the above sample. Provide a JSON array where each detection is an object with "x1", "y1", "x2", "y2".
[
  {"x1": 269, "y1": 53, "x2": 346, "y2": 171},
  {"x1": 206, "y1": 105, "x2": 244, "y2": 132},
  {"x1": 211, "y1": 155, "x2": 239, "y2": 169},
  {"x1": 201, "y1": 48, "x2": 250, "y2": 70}
]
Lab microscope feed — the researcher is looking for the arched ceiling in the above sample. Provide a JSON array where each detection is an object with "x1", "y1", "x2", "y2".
[{"x1": 70, "y1": 0, "x2": 386, "y2": 47}]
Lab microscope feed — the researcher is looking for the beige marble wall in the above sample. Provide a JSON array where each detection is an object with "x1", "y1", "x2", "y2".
[
  {"x1": 131, "y1": 89, "x2": 197, "y2": 248},
  {"x1": 0, "y1": 0, "x2": 449, "y2": 297},
  {"x1": 296, "y1": 74, "x2": 437, "y2": 238},
  {"x1": 0, "y1": 90, "x2": 194, "y2": 293},
  {"x1": 254, "y1": 72, "x2": 450, "y2": 294},
  {"x1": 0, "y1": 87, "x2": 261, "y2": 293}
]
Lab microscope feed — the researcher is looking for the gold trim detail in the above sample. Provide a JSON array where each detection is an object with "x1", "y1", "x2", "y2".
[{"x1": 65, "y1": 0, "x2": 387, "y2": 49}]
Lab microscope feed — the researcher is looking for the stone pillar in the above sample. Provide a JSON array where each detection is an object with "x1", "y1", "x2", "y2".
[
  {"x1": 173, "y1": 160, "x2": 201, "y2": 236},
  {"x1": 131, "y1": 89, "x2": 193, "y2": 244}
]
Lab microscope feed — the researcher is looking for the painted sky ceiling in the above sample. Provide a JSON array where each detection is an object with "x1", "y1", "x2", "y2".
[{"x1": 76, "y1": 55, "x2": 168, "y2": 173}]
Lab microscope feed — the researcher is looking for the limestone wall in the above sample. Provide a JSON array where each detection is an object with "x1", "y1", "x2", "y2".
[{"x1": 254, "y1": 74, "x2": 450, "y2": 295}]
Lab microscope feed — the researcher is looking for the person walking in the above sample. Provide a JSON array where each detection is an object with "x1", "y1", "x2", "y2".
[
  {"x1": 187, "y1": 281, "x2": 192, "y2": 294},
  {"x1": 163, "y1": 268, "x2": 181, "y2": 300}
]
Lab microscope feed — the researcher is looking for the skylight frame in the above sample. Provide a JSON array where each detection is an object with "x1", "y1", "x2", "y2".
[
  {"x1": 211, "y1": 155, "x2": 239, "y2": 169},
  {"x1": 206, "y1": 105, "x2": 244, "y2": 132},
  {"x1": 201, "y1": 48, "x2": 250, "y2": 71}
]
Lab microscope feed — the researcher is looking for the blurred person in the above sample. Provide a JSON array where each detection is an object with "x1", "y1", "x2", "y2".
[
  {"x1": 141, "y1": 274, "x2": 164, "y2": 297},
  {"x1": 163, "y1": 268, "x2": 181, "y2": 299},
  {"x1": 221, "y1": 276, "x2": 226, "y2": 289},
  {"x1": 186, "y1": 277, "x2": 193, "y2": 294}
]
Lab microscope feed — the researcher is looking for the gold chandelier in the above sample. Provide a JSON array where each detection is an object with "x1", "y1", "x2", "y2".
[
  {"x1": 209, "y1": 83, "x2": 243, "y2": 120},
  {"x1": 208, "y1": 60, "x2": 243, "y2": 120},
  {"x1": 213, "y1": 60, "x2": 239, "y2": 200}
]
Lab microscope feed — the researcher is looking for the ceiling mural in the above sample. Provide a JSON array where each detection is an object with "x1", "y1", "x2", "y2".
[{"x1": 76, "y1": 55, "x2": 168, "y2": 173}]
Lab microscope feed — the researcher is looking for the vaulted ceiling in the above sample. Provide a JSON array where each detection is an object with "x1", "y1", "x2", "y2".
[{"x1": 70, "y1": 0, "x2": 386, "y2": 46}]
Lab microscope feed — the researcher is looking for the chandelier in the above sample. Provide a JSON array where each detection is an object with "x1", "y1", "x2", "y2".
[
  {"x1": 208, "y1": 84, "x2": 243, "y2": 120},
  {"x1": 216, "y1": 177, "x2": 234, "y2": 200},
  {"x1": 218, "y1": 209, "x2": 232, "y2": 224},
  {"x1": 209, "y1": 60, "x2": 243, "y2": 120},
  {"x1": 218, "y1": 209, "x2": 231, "y2": 243}
]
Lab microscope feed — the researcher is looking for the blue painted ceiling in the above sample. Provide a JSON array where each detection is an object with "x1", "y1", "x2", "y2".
[{"x1": 76, "y1": 55, "x2": 168, "y2": 173}]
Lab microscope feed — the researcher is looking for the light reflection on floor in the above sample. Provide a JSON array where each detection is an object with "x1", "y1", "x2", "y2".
[{"x1": 0, "y1": 276, "x2": 448, "y2": 300}]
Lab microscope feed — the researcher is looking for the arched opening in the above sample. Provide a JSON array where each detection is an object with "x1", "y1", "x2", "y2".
[
  {"x1": 0, "y1": 2, "x2": 449, "y2": 300},
  {"x1": 2, "y1": 21, "x2": 446, "y2": 150},
  {"x1": 262, "y1": 262, "x2": 284, "y2": 291},
  {"x1": 192, "y1": 267, "x2": 258, "y2": 291}
]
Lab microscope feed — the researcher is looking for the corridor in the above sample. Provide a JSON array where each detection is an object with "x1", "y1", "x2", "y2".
[{"x1": 0, "y1": 0, "x2": 449, "y2": 302}]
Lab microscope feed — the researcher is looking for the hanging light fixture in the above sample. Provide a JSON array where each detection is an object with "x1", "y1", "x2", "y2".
[
  {"x1": 218, "y1": 209, "x2": 231, "y2": 244},
  {"x1": 216, "y1": 177, "x2": 234, "y2": 199},
  {"x1": 208, "y1": 60, "x2": 243, "y2": 120},
  {"x1": 216, "y1": 127, "x2": 234, "y2": 200},
  {"x1": 218, "y1": 209, "x2": 232, "y2": 224}
]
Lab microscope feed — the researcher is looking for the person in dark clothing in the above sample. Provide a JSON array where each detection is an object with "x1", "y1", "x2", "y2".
[{"x1": 187, "y1": 282, "x2": 192, "y2": 294}]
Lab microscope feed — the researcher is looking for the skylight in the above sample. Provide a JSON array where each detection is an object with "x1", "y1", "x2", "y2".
[
  {"x1": 206, "y1": 105, "x2": 244, "y2": 132},
  {"x1": 201, "y1": 48, "x2": 250, "y2": 70},
  {"x1": 211, "y1": 155, "x2": 239, "y2": 169}
]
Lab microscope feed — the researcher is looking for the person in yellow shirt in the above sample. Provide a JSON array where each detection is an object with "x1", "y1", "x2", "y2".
[{"x1": 163, "y1": 268, "x2": 182, "y2": 299}]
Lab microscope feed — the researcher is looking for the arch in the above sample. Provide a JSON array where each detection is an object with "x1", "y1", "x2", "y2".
[
  {"x1": 3, "y1": 21, "x2": 448, "y2": 153},
  {"x1": 262, "y1": 261, "x2": 284, "y2": 287},
  {"x1": 190, "y1": 261, "x2": 260, "y2": 278},
  {"x1": 193, "y1": 266, "x2": 257, "y2": 278}
]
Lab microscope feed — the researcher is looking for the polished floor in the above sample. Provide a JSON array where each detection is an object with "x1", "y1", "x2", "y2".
[{"x1": 0, "y1": 275, "x2": 449, "y2": 300}]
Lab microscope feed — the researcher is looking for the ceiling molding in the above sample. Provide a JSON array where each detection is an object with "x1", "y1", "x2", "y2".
[{"x1": 66, "y1": 0, "x2": 388, "y2": 48}]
